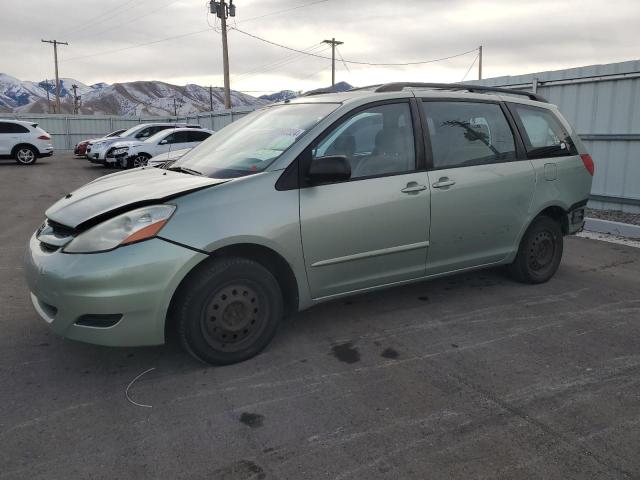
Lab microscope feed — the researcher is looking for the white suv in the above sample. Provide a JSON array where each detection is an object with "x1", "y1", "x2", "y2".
[
  {"x1": 108, "y1": 127, "x2": 213, "y2": 168},
  {"x1": 88, "y1": 123, "x2": 201, "y2": 165},
  {"x1": 0, "y1": 120, "x2": 54, "y2": 165}
]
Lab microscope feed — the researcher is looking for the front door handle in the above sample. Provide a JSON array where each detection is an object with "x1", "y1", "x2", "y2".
[
  {"x1": 401, "y1": 182, "x2": 427, "y2": 194},
  {"x1": 432, "y1": 178, "x2": 456, "y2": 189}
]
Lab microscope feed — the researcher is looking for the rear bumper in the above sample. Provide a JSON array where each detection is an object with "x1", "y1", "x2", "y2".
[
  {"x1": 24, "y1": 234, "x2": 208, "y2": 346},
  {"x1": 567, "y1": 200, "x2": 588, "y2": 234}
]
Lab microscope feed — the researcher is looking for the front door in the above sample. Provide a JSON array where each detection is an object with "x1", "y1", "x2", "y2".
[
  {"x1": 300, "y1": 101, "x2": 431, "y2": 299},
  {"x1": 420, "y1": 99, "x2": 536, "y2": 274},
  {"x1": 0, "y1": 122, "x2": 16, "y2": 155}
]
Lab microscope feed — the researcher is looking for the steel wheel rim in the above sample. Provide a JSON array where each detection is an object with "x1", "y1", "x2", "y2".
[
  {"x1": 200, "y1": 283, "x2": 267, "y2": 353},
  {"x1": 528, "y1": 230, "x2": 555, "y2": 271},
  {"x1": 133, "y1": 156, "x2": 147, "y2": 167},
  {"x1": 17, "y1": 148, "x2": 35, "y2": 163}
]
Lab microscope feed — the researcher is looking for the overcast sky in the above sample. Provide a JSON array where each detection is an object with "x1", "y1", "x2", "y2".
[{"x1": 2, "y1": 0, "x2": 639, "y2": 94}]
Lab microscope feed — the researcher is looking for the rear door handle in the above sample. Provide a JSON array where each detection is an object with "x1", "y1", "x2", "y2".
[
  {"x1": 401, "y1": 182, "x2": 427, "y2": 194},
  {"x1": 432, "y1": 179, "x2": 456, "y2": 188}
]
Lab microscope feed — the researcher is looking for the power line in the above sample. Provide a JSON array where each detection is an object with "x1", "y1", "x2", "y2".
[
  {"x1": 73, "y1": 0, "x2": 178, "y2": 41},
  {"x1": 61, "y1": 28, "x2": 212, "y2": 63},
  {"x1": 237, "y1": 0, "x2": 329, "y2": 24},
  {"x1": 461, "y1": 54, "x2": 479, "y2": 82},
  {"x1": 233, "y1": 44, "x2": 328, "y2": 81},
  {"x1": 67, "y1": 0, "x2": 145, "y2": 38},
  {"x1": 231, "y1": 27, "x2": 479, "y2": 66}
]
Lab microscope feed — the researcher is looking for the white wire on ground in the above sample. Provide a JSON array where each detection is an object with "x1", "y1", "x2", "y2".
[{"x1": 125, "y1": 367, "x2": 156, "y2": 408}]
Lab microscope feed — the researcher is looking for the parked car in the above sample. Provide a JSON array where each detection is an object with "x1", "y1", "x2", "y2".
[
  {"x1": 74, "y1": 129, "x2": 126, "y2": 157},
  {"x1": 147, "y1": 147, "x2": 193, "y2": 168},
  {"x1": 108, "y1": 128, "x2": 213, "y2": 169},
  {"x1": 87, "y1": 123, "x2": 201, "y2": 165},
  {"x1": 24, "y1": 83, "x2": 594, "y2": 365},
  {"x1": 0, "y1": 119, "x2": 53, "y2": 165}
]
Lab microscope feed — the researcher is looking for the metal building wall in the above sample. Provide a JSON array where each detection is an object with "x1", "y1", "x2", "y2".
[
  {"x1": 7, "y1": 107, "x2": 255, "y2": 153},
  {"x1": 468, "y1": 60, "x2": 640, "y2": 212}
]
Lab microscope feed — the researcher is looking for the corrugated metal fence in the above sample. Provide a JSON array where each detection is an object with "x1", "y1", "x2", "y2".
[
  {"x1": 7, "y1": 107, "x2": 256, "y2": 153},
  {"x1": 468, "y1": 59, "x2": 640, "y2": 212}
]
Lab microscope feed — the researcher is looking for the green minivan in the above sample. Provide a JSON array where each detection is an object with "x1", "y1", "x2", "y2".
[{"x1": 24, "y1": 83, "x2": 594, "y2": 364}]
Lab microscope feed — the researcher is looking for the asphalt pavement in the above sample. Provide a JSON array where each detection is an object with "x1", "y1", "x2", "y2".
[{"x1": 1, "y1": 153, "x2": 639, "y2": 479}]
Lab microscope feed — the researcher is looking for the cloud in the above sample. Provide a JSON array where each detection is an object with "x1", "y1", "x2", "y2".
[{"x1": 2, "y1": 0, "x2": 639, "y2": 93}]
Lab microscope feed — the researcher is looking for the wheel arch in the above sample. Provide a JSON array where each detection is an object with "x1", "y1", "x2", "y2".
[
  {"x1": 165, "y1": 242, "x2": 300, "y2": 340},
  {"x1": 532, "y1": 204, "x2": 569, "y2": 235},
  {"x1": 11, "y1": 143, "x2": 39, "y2": 157}
]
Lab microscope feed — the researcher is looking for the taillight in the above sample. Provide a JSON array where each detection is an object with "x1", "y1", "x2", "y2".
[
  {"x1": 38, "y1": 135, "x2": 50, "y2": 140},
  {"x1": 580, "y1": 154, "x2": 594, "y2": 176}
]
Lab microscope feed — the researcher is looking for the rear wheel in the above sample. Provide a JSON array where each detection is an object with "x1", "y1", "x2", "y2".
[
  {"x1": 14, "y1": 146, "x2": 38, "y2": 165},
  {"x1": 508, "y1": 215, "x2": 563, "y2": 284},
  {"x1": 176, "y1": 257, "x2": 283, "y2": 365}
]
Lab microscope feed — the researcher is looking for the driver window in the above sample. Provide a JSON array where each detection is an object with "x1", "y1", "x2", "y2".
[
  {"x1": 312, "y1": 103, "x2": 416, "y2": 179},
  {"x1": 136, "y1": 127, "x2": 152, "y2": 139}
]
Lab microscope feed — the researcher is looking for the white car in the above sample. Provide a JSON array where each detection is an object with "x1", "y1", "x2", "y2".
[
  {"x1": 0, "y1": 119, "x2": 53, "y2": 165},
  {"x1": 88, "y1": 123, "x2": 201, "y2": 164},
  {"x1": 109, "y1": 127, "x2": 213, "y2": 169},
  {"x1": 147, "y1": 147, "x2": 193, "y2": 168}
]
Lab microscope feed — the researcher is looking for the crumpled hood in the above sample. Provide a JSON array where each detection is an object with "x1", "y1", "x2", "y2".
[
  {"x1": 46, "y1": 167, "x2": 228, "y2": 229},
  {"x1": 111, "y1": 140, "x2": 143, "y2": 149}
]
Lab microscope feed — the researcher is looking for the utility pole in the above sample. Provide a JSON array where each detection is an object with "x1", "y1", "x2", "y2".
[
  {"x1": 322, "y1": 38, "x2": 343, "y2": 87},
  {"x1": 478, "y1": 45, "x2": 483, "y2": 80},
  {"x1": 209, "y1": 85, "x2": 214, "y2": 111},
  {"x1": 44, "y1": 79, "x2": 52, "y2": 114},
  {"x1": 71, "y1": 84, "x2": 81, "y2": 114},
  {"x1": 210, "y1": 0, "x2": 236, "y2": 109},
  {"x1": 173, "y1": 98, "x2": 178, "y2": 116},
  {"x1": 41, "y1": 39, "x2": 68, "y2": 114}
]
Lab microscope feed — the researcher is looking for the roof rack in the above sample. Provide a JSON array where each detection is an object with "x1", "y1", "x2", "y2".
[{"x1": 374, "y1": 82, "x2": 548, "y2": 102}]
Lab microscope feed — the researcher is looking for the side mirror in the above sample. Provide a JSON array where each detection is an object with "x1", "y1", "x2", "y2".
[
  {"x1": 307, "y1": 155, "x2": 351, "y2": 183},
  {"x1": 159, "y1": 139, "x2": 168, "y2": 145}
]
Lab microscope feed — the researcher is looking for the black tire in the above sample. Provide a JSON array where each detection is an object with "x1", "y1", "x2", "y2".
[
  {"x1": 131, "y1": 154, "x2": 150, "y2": 168},
  {"x1": 14, "y1": 145, "x2": 38, "y2": 165},
  {"x1": 508, "y1": 215, "x2": 563, "y2": 284},
  {"x1": 176, "y1": 257, "x2": 283, "y2": 365}
]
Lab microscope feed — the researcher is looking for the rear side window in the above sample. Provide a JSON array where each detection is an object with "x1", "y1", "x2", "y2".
[
  {"x1": 511, "y1": 104, "x2": 576, "y2": 158},
  {"x1": 422, "y1": 101, "x2": 517, "y2": 169},
  {"x1": 0, "y1": 122, "x2": 29, "y2": 134}
]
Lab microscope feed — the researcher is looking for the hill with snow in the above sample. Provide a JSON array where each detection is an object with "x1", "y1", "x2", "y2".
[
  {"x1": 0, "y1": 74, "x2": 355, "y2": 116},
  {"x1": 0, "y1": 74, "x2": 266, "y2": 116}
]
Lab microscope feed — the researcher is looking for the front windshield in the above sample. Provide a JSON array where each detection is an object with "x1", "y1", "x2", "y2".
[{"x1": 172, "y1": 103, "x2": 338, "y2": 178}]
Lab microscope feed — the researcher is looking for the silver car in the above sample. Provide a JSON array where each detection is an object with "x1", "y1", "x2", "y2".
[{"x1": 24, "y1": 83, "x2": 594, "y2": 365}]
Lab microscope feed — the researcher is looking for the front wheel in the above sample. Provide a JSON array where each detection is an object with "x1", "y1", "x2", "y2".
[
  {"x1": 508, "y1": 216, "x2": 563, "y2": 284},
  {"x1": 176, "y1": 257, "x2": 283, "y2": 365},
  {"x1": 14, "y1": 146, "x2": 38, "y2": 165}
]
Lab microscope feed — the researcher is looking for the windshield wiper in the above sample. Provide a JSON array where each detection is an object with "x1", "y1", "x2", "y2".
[{"x1": 167, "y1": 166, "x2": 203, "y2": 176}]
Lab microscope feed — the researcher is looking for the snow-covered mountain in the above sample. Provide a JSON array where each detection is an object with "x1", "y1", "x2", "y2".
[
  {"x1": 1, "y1": 74, "x2": 355, "y2": 116},
  {"x1": 259, "y1": 82, "x2": 353, "y2": 103},
  {"x1": 0, "y1": 73, "x2": 266, "y2": 116}
]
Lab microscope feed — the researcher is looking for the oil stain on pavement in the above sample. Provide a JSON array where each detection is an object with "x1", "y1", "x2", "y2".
[{"x1": 331, "y1": 341, "x2": 360, "y2": 363}]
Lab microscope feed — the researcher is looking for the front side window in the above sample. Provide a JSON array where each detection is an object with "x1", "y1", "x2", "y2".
[
  {"x1": 188, "y1": 131, "x2": 211, "y2": 142},
  {"x1": 173, "y1": 103, "x2": 338, "y2": 178},
  {"x1": 423, "y1": 101, "x2": 516, "y2": 169},
  {"x1": 312, "y1": 102, "x2": 416, "y2": 179},
  {"x1": 135, "y1": 127, "x2": 153, "y2": 139},
  {"x1": 163, "y1": 131, "x2": 189, "y2": 144},
  {"x1": 512, "y1": 104, "x2": 576, "y2": 158}
]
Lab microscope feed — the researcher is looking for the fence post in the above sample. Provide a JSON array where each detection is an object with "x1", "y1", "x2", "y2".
[{"x1": 65, "y1": 116, "x2": 71, "y2": 150}]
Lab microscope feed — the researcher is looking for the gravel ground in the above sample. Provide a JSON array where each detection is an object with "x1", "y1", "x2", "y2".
[
  {"x1": 587, "y1": 208, "x2": 640, "y2": 226},
  {"x1": 1, "y1": 153, "x2": 640, "y2": 479}
]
